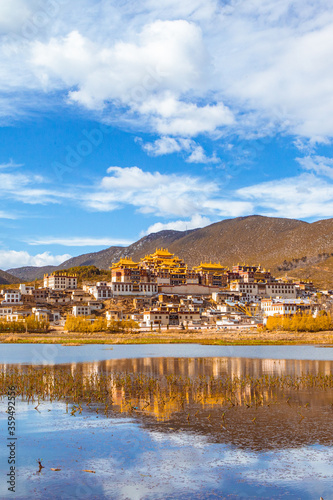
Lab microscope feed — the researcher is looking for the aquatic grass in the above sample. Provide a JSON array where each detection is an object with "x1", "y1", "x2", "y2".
[{"x1": 1, "y1": 366, "x2": 333, "y2": 424}]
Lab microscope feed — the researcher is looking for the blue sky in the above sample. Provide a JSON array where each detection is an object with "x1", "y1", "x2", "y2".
[{"x1": 1, "y1": 0, "x2": 333, "y2": 270}]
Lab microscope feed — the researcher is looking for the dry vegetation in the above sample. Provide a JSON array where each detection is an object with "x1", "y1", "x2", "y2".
[{"x1": 1, "y1": 328, "x2": 333, "y2": 345}]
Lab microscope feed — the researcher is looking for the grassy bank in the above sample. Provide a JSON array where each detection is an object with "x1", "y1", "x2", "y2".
[{"x1": 1, "y1": 329, "x2": 333, "y2": 345}]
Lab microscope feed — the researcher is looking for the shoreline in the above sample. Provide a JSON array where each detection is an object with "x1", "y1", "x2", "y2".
[{"x1": 1, "y1": 329, "x2": 333, "y2": 346}]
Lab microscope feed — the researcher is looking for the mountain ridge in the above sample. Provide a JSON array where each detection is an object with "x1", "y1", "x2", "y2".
[
  {"x1": 0, "y1": 269, "x2": 21, "y2": 285},
  {"x1": 7, "y1": 215, "x2": 333, "y2": 287}
]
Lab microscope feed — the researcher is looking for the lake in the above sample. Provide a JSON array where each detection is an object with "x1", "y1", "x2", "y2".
[{"x1": 0, "y1": 344, "x2": 333, "y2": 499}]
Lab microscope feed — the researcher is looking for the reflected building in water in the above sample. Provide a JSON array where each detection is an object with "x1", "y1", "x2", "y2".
[{"x1": 62, "y1": 355, "x2": 333, "y2": 380}]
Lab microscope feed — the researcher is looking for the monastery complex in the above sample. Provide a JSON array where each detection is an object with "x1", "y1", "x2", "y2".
[{"x1": 0, "y1": 248, "x2": 326, "y2": 330}]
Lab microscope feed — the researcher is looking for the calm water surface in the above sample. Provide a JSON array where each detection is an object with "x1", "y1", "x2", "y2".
[{"x1": 0, "y1": 344, "x2": 332, "y2": 499}]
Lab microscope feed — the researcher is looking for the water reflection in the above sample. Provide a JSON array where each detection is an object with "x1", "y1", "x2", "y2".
[
  {"x1": 3, "y1": 354, "x2": 333, "y2": 377},
  {"x1": 70, "y1": 355, "x2": 333, "y2": 378},
  {"x1": 1, "y1": 356, "x2": 333, "y2": 499},
  {"x1": 1, "y1": 356, "x2": 333, "y2": 452}
]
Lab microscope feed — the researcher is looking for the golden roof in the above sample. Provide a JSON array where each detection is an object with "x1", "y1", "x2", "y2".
[
  {"x1": 111, "y1": 257, "x2": 138, "y2": 269},
  {"x1": 194, "y1": 261, "x2": 225, "y2": 270},
  {"x1": 152, "y1": 248, "x2": 174, "y2": 257}
]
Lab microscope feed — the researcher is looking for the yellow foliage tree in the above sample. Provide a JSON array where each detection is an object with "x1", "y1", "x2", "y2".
[{"x1": 265, "y1": 311, "x2": 333, "y2": 332}]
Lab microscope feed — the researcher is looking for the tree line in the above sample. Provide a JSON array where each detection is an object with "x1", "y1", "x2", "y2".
[
  {"x1": 65, "y1": 316, "x2": 139, "y2": 334},
  {"x1": 265, "y1": 312, "x2": 332, "y2": 332},
  {"x1": 0, "y1": 316, "x2": 50, "y2": 333}
]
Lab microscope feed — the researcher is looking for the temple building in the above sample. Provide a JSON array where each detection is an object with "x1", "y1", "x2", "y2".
[{"x1": 193, "y1": 262, "x2": 228, "y2": 287}]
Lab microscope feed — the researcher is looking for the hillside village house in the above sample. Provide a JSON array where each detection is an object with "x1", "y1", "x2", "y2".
[
  {"x1": 261, "y1": 299, "x2": 311, "y2": 317},
  {"x1": 143, "y1": 310, "x2": 170, "y2": 327},
  {"x1": 88, "y1": 300, "x2": 103, "y2": 311},
  {"x1": 47, "y1": 292, "x2": 71, "y2": 305},
  {"x1": 19, "y1": 284, "x2": 34, "y2": 294},
  {"x1": 32, "y1": 308, "x2": 61, "y2": 322},
  {"x1": 143, "y1": 308, "x2": 201, "y2": 328},
  {"x1": 31, "y1": 308, "x2": 49, "y2": 322},
  {"x1": 0, "y1": 307, "x2": 12, "y2": 317},
  {"x1": 71, "y1": 289, "x2": 90, "y2": 302},
  {"x1": 72, "y1": 305, "x2": 91, "y2": 317},
  {"x1": 230, "y1": 281, "x2": 297, "y2": 299},
  {"x1": 86, "y1": 282, "x2": 113, "y2": 300},
  {"x1": 6, "y1": 311, "x2": 30, "y2": 322},
  {"x1": 31, "y1": 289, "x2": 49, "y2": 302},
  {"x1": 44, "y1": 272, "x2": 78, "y2": 290},
  {"x1": 1, "y1": 291, "x2": 22, "y2": 305},
  {"x1": 106, "y1": 310, "x2": 124, "y2": 322}
]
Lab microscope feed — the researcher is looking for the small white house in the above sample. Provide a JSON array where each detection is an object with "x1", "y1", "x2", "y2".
[
  {"x1": 261, "y1": 299, "x2": 311, "y2": 317},
  {"x1": 1, "y1": 291, "x2": 22, "y2": 305},
  {"x1": 19, "y1": 284, "x2": 34, "y2": 294},
  {"x1": 0, "y1": 307, "x2": 13, "y2": 317},
  {"x1": 72, "y1": 305, "x2": 91, "y2": 317},
  {"x1": 88, "y1": 284, "x2": 113, "y2": 300}
]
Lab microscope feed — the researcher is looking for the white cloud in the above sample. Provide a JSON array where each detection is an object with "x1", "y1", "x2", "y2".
[
  {"x1": 0, "y1": 250, "x2": 71, "y2": 270},
  {"x1": 236, "y1": 172, "x2": 333, "y2": 218},
  {"x1": 297, "y1": 155, "x2": 333, "y2": 179},
  {"x1": 0, "y1": 0, "x2": 34, "y2": 34},
  {"x1": 0, "y1": 170, "x2": 71, "y2": 205},
  {"x1": 142, "y1": 136, "x2": 220, "y2": 163},
  {"x1": 82, "y1": 165, "x2": 258, "y2": 222},
  {"x1": 203, "y1": 199, "x2": 255, "y2": 217},
  {"x1": 28, "y1": 21, "x2": 236, "y2": 139},
  {"x1": 1, "y1": 0, "x2": 333, "y2": 141},
  {"x1": 31, "y1": 22, "x2": 213, "y2": 111},
  {"x1": 186, "y1": 145, "x2": 219, "y2": 164},
  {"x1": 27, "y1": 236, "x2": 133, "y2": 247},
  {"x1": 145, "y1": 215, "x2": 212, "y2": 234},
  {"x1": 0, "y1": 159, "x2": 23, "y2": 169},
  {"x1": 210, "y1": 0, "x2": 333, "y2": 141},
  {"x1": 137, "y1": 95, "x2": 234, "y2": 136},
  {"x1": 84, "y1": 166, "x2": 219, "y2": 217},
  {"x1": 0, "y1": 211, "x2": 17, "y2": 219},
  {"x1": 142, "y1": 137, "x2": 193, "y2": 156}
]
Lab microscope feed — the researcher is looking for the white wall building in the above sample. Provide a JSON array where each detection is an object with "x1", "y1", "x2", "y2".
[
  {"x1": 44, "y1": 274, "x2": 77, "y2": 290},
  {"x1": 19, "y1": 284, "x2": 34, "y2": 294},
  {"x1": 72, "y1": 305, "x2": 91, "y2": 317},
  {"x1": 32, "y1": 308, "x2": 49, "y2": 321},
  {"x1": 71, "y1": 290, "x2": 89, "y2": 302},
  {"x1": 0, "y1": 307, "x2": 12, "y2": 316},
  {"x1": 261, "y1": 299, "x2": 311, "y2": 317},
  {"x1": 143, "y1": 310, "x2": 170, "y2": 327},
  {"x1": 106, "y1": 310, "x2": 123, "y2": 322},
  {"x1": 1, "y1": 291, "x2": 22, "y2": 305},
  {"x1": 6, "y1": 311, "x2": 30, "y2": 322},
  {"x1": 230, "y1": 281, "x2": 297, "y2": 299},
  {"x1": 112, "y1": 282, "x2": 158, "y2": 296},
  {"x1": 89, "y1": 284, "x2": 113, "y2": 300}
]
